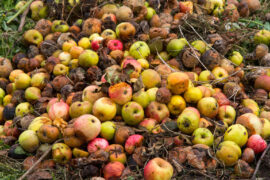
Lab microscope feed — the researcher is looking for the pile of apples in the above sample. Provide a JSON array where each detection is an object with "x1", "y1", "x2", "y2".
[{"x1": 1, "y1": 0, "x2": 270, "y2": 179}]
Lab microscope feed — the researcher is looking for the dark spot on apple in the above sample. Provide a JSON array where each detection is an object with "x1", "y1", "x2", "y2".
[
  {"x1": 201, "y1": 134, "x2": 205, "y2": 138},
  {"x1": 43, "y1": 131, "x2": 47, "y2": 137},
  {"x1": 157, "y1": 106, "x2": 162, "y2": 111},
  {"x1": 125, "y1": 104, "x2": 129, "y2": 108},
  {"x1": 78, "y1": 104, "x2": 81, "y2": 106},
  {"x1": 183, "y1": 119, "x2": 190, "y2": 128},
  {"x1": 91, "y1": 119, "x2": 95, "y2": 123},
  {"x1": 123, "y1": 90, "x2": 127, "y2": 95},
  {"x1": 227, "y1": 128, "x2": 232, "y2": 133},
  {"x1": 133, "y1": 109, "x2": 138, "y2": 114},
  {"x1": 244, "y1": 132, "x2": 246, "y2": 135}
]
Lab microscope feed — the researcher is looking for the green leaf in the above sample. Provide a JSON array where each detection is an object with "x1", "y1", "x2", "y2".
[{"x1": 264, "y1": 22, "x2": 270, "y2": 31}]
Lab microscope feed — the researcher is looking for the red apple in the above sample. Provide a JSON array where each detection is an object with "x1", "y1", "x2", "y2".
[
  {"x1": 87, "y1": 138, "x2": 109, "y2": 153},
  {"x1": 4, "y1": 120, "x2": 20, "y2": 138},
  {"x1": 109, "y1": 82, "x2": 132, "y2": 105},
  {"x1": 107, "y1": 40, "x2": 123, "y2": 51},
  {"x1": 146, "y1": 101, "x2": 170, "y2": 123},
  {"x1": 247, "y1": 134, "x2": 267, "y2": 154},
  {"x1": 125, "y1": 134, "x2": 143, "y2": 154},
  {"x1": 48, "y1": 102, "x2": 69, "y2": 121},
  {"x1": 103, "y1": 161, "x2": 125, "y2": 180}
]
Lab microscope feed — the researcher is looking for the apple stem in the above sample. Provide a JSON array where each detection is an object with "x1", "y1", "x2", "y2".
[{"x1": 7, "y1": 0, "x2": 34, "y2": 24}]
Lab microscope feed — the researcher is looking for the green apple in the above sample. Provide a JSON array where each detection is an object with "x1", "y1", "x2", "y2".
[
  {"x1": 0, "y1": 88, "x2": 5, "y2": 105},
  {"x1": 254, "y1": 29, "x2": 270, "y2": 45},
  {"x1": 25, "y1": 87, "x2": 41, "y2": 101},
  {"x1": 0, "y1": 125, "x2": 4, "y2": 136},
  {"x1": 146, "y1": 87, "x2": 159, "y2": 102},
  {"x1": 224, "y1": 124, "x2": 248, "y2": 147},
  {"x1": 177, "y1": 107, "x2": 200, "y2": 134},
  {"x1": 129, "y1": 41, "x2": 150, "y2": 59},
  {"x1": 132, "y1": 89, "x2": 150, "y2": 108},
  {"x1": 155, "y1": 51, "x2": 170, "y2": 61},
  {"x1": 199, "y1": 70, "x2": 212, "y2": 82},
  {"x1": 15, "y1": 102, "x2": 34, "y2": 117},
  {"x1": 229, "y1": 51, "x2": 243, "y2": 66},
  {"x1": 146, "y1": 7, "x2": 156, "y2": 20},
  {"x1": 69, "y1": 101, "x2": 92, "y2": 119},
  {"x1": 19, "y1": 130, "x2": 39, "y2": 152},
  {"x1": 192, "y1": 128, "x2": 214, "y2": 146},
  {"x1": 261, "y1": 118, "x2": 270, "y2": 139},
  {"x1": 53, "y1": 64, "x2": 69, "y2": 76},
  {"x1": 218, "y1": 105, "x2": 236, "y2": 125},
  {"x1": 166, "y1": 38, "x2": 187, "y2": 57},
  {"x1": 51, "y1": 20, "x2": 69, "y2": 33},
  {"x1": 122, "y1": 101, "x2": 144, "y2": 125},
  {"x1": 216, "y1": 141, "x2": 241, "y2": 166},
  {"x1": 79, "y1": 50, "x2": 99, "y2": 68},
  {"x1": 100, "y1": 121, "x2": 116, "y2": 140},
  {"x1": 15, "y1": 73, "x2": 31, "y2": 89},
  {"x1": 191, "y1": 40, "x2": 207, "y2": 54},
  {"x1": 101, "y1": 29, "x2": 117, "y2": 40}
]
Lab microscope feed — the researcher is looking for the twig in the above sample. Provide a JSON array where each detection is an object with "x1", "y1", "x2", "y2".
[
  {"x1": 155, "y1": 48, "x2": 176, "y2": 72},
  {"x1": 251, "y1": 143, "x2": 270, "y2": 180},
  {"x1": 7, "y1": 0, "x2": 34, "y2": 24},
  {"x1": 18, "y1": 139, "x2": 63, "y2": 180},
  {"x1": 18, "y1": 6, "x2": 30, "y2": 32}
]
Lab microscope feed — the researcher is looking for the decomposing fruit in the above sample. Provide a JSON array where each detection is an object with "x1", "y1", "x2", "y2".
[{"x1": 144, "y1": 158, "x2": 173, "y2": 180}]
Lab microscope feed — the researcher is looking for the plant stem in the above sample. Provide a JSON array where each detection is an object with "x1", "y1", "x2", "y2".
[
  {"x1": 7, "y1": 0, "x2": 34, "y2": 24},
  {"x1": 238, "y1": 18, "x2": 264, "y2": 27}
]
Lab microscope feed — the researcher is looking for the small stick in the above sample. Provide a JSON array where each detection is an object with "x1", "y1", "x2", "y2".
[
  {"x1": 18, "y1": 6, "x2": 30, "y2": 32},
  {"x1": 18, "y1": 139, "x2": 63, "y2": 180},
  {"x1": 251, "y1": 143, "x2": 270, "y2": 180},
  {"x1": 7, "y1": 0, "x2": 34, "y2": 24}
]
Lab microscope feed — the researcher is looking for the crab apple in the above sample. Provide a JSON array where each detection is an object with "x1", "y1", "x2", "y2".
[
  {"x1": 125, "y1": 134, "x2": 144, "y2": 154},
  {"x1": 92, "y1": 97, "x2": 117, "y2": 121},
  {"x1": 137, "y1": 58, "x2": 149, "y2": 69},
  {"x1": 52, "y1": 143, "x2": 72, "y2": 164},
  {"x1": 53, "y1": 64, "x2": 69, "y2": 76},
  {"x1": 184, "y1": 87, "x2": 203, "y2": 103},
  {"x1": 9, "y1": 69, "x2": 24, "y2": 83},
  {"x1": 132, "y1": 88, "x2": 150, "y2": 108},
  {"x1": 141, "y1": 69, "x2": 161, "y2": 89},
  {"x1": 19, "y1": 130, "x2": 39, "y2": 153},
  {"x1": 144, "y1": 157, "x2": 173, "y2": 180},
  {"x1": 100, "y1": 121, "x2": 116, "y2": 140},
  {"x1": 129, "y1": 41, "x2": 150, "y2": 59},
  {"x1": 62, "y1": 40, "x2": 77, "y2": 52},
  {"x1": 179, "y1": 1, "x2": 193, "y2": 13},
  {"x1": 146, "y1": 7, "x2": 156, "y2": 20},
  {"x1": 69, "y1": 46, "x2": 83, "y2": 59},
  {"x1": 166, "y1": 38, "x2": 187, "y2": 57},
  {"x1": 78, "y1": 37, "x2": 91, "y2": 49},
  {"x1": 15, "y1": 73, "x2": 31, "y2": 89},
  {"x1": 121, "y1": 58, "x2": 142, "y2": 79},
  {"x1": 229, "y1": 51, "x2": 243, "y2": 66},
  {"x1": 146, "y1": 101, "x2": 169, "y2": 123},
  {"x1": 69, "y1": 101, "x2": 92, "y2": 119},
  {"x1": 218, "y1": 105, "x2": 236, "y2": 125},
  {"x1": 224, "y1": 124, "x2": 248, "y2": 147},
  {"x1": 197, "y1": 86, "x2": 212, "y2": 97},
  {"x1": 78, "y1": 50, "x2": 99, "y2": 68},
  {"x1": 242, "y1": 148, "x2": 255, "y2": 163},
  {"x1": 191, "y1": 40, "x2": 207, "y2": 54},
  {"x1": 122, "y1": 101, "x2": 144, "y2": 125},
  {"x1": 139, "y1": 118, "x2": 158, "y2": 132},
  {"x1": 37, "y1": 125, "x2": 60, "y2": 143},
  {"x1": 46, "y1": 98, "x2": 64, "y2": 112},
  {"x1": 247, "y1": 134, "x2": 267, "y2": 154},
  {"x1": 192, "y1": 128, "x2": 214, "y2": 146},
  {"x1": 73, "y1": 114, "x2": 101, "y2": 142},
  {"x1": 177, "y1": 107, "x2": 200, "y2": 134},
  {"x1": 31, "y1": 72, "x2": 48, "y2": 89},
  {"x1": 197, "y1": 97, "x2": 219, "y2": 118},
  {"x1": 101, "y1": 29, "x2": 117, "y2": 41},
  {"x1": 73, "y1": 148, "x2": 89, "y2": 158},
  {"x1": 23, "y1": 29, "x2": 43, "y2": 45},
  {"x1": 25, "y1": 87, "x2": 41, "y2": 101},
  {"x1": 212, "y1": 67, "x2": 229, "y2": 83},
  {"x1": 199, "y1": 70, "x2": 213, "y2": 82},
  {"x1": 254, "y1": 29, "x2": 270, "y2": 45},
  {"x1": 236, "y1": 113, "x2": 262, "y2": 136},
  {"x1": 168, "y1": 95, "x2": 186, "y2": 115},
  {"x1": 59, "y1": 52, "x2": 72, "y2": 66},
  {"x1": 106, "y1": 144, "x2": 127, "y2": 164},
  {"x1": 82, "y1": 85, "x2": 105, "y2": 104},
  {"x1": 91, "y1": 40, "x2": 101, "y2": 51},
  {"x1": 103, "y1": 162, "x2": 125, "y2": 180},
  {"x1": 109, "y1": 82, "x2": 132, "y2": 105},
  {"x1": 28, "y1": 116, "x2": 52, "y2": 133},
  {"x1": 87, "y1": 138, "x2": 109, "y2": 153},
  {"x1": 15, "y1": 102, "x2": 34, "y2": 117},
  {"x1": 261, "y1": 118, "x2": 270, "y2": 139},
  {"x1": 216, "y1": 141, "x2": 242, "y2": 166},
  {"x1": 167, "y1": 72, "x2": 189, "y2": 94},
  {"x1": 107, "y1": 40, "x2": 123, "y2": 51},
  {"x1": 48, "y1": 102, "x2": 69, "y2": 121}
]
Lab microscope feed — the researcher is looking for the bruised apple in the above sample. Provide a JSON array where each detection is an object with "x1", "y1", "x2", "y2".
[{"x1": 144, "y1": 157, "x2": 173, "y2": 180}]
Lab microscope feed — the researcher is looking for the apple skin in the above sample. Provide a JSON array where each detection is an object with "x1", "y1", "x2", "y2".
[
  {"x1": 48, "y1": 102, "x2": 69, "y2": 121},
  {"x1": 103, "y1": 161, "x2": 125, "y2": 180},
  {"x1": 177, "y1": 107, "x2": 200, "y2": 134},
  {"x1": 168, "y1": 95, "x2": 186, "y2": 115},
  {"x1": 129, "y1": 41, "x2": 150, "y2": 59},
  {"x1": 166, "y1": 38, "x2": 187, "y2": 57},
  {"x1": 82, "y1": 85, "x2": 105, "y2": 104},
  {"x1": 191, "y1": 40, "x2": 207, "y2": 54},
  {"x1": 145, "y1": 101, "x2": 170, "y2": 123},
  {"x1": 132, "y1": 88, "x2": 150, "y2": 108},
  {"x1": 78, "y1": 37, "x2": 91, "y2": 49},
  {"x1": 261, "y1": 118, "x2": 270, "y2": 139},
  {"x1": 19, "y1": 130, "x2": 39, "y2": 153},
  {"x1": 212, "y1": 92, "x2": 230, "y2": 107},
  {"x1": 78, "y1": 50, "x2": 99, "y2": 68},
  {"x1": 199, "y1": 70, "x2": 213, "y2": 82},
  {"x1": 73, "y1": 114, "x2": 101, "y2": 142},
  {"x1": 216, "y1": 141, "x2": 242, "y2": 166},
  {"x1": 125, "y1": 134, "x2": 144, "y2": 154},
  {"x1": 92, "y1": 97, "x2": 117, "y2": 121},
  {"x1": 23, "y1": 29, "x2": 43, "y2": 45},
  {"x1": 218, "y1": 105, "x2": 236, "y2": 125},
  {"x1": 100, "y1": 121, "x2": 116, "y2": 140},
  {"x1": 147, "y1": 87, "x2": 159, "y2": 102},
  {"x1": 144, "y1": 157, "x2": 174, "y2": 180},
  {"x1": 254, "y1": 29, "x2": 270, "y2": 45},
  {"x1": 192, "y1": 128, "x2": 214, "y2": 146},
  {"x1": 254, "y1": 75, "x2": 270, "y2": 92},
  {"x1": 121, "y1": 58, "x2": 142, "y2": 79},
  {"x1": 107, "y1": 40, "x2": 123, "y2": 51},
  {"x1": 167, "y1": 72, "x2": 189, "y2": 95},
  {"x1": 116, "y1": 22, "x2": 136, "y2": 41},
  {"x1": 4, "y1": 120, "x2": 20, "y2": 138},
  {"x1": 106, "y1": 144, "x2": 127, "y2": 164},
  {"x1": 236, "y1": 113, "x2": 262, "y2": 136},
  {"x1": 25, "y1": 87, "x2": 41, "y2": 101},
  {"x1": 73, "y1": 148, "x2": 89, "y2": 158},
  {"x1": 15, "y1": 73, "x2": 31, "y2": 89},
  {"x1": 224, "y1": 124, "x2": 248, "y2": 147},
  {"x1": 141, "y1": 69, "x2": 161, "y2": 89},
  {"x1": 212, "y1": 67, "x2": 229, "y2": 82},
  {"x1": 184, "y1": 87, "x2": 203, "y2": 103},
  {"x1": 247, "y1": 134, "x2": 267, "y2": 154},
  {"x1": 122, "y1": 101, "x2": 144, "y2": 126},
  {"x1": 241, "y1": 99, "x2": 260, "y2": 116},
  {"x1": 52, "y1": 143, "x2": 72, "y2": 164},
  {"x1": 229, "y1": 51, "x2": 243, "y2": 66},
  {"x1": 197, "y1": 97, "x2": 219, "y2": 118},
  {"x1": 139, "y1": 118, "x2": 158, "y2": 132},
  {"x1": 109, "y1": 82, "x2": 132, "y2": 105},
  {"x1": 15, "y1": 102, "x2": 34, "y2": 117},
  {"x1": 87, "y1": 138, "x2": 109, "y2": 153},
  {"x1": 37, "y1": 125, "x2": 60, "y2": 143},
  {"x1": 69, "y1": 101, "x2": 92, "y2": 119},
  {"x1": 241, "y1": 148, "x2": 255, "y2": 163},
  {"x1": 179, "y1": 1, "x2": 193, "y2": 14}
]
